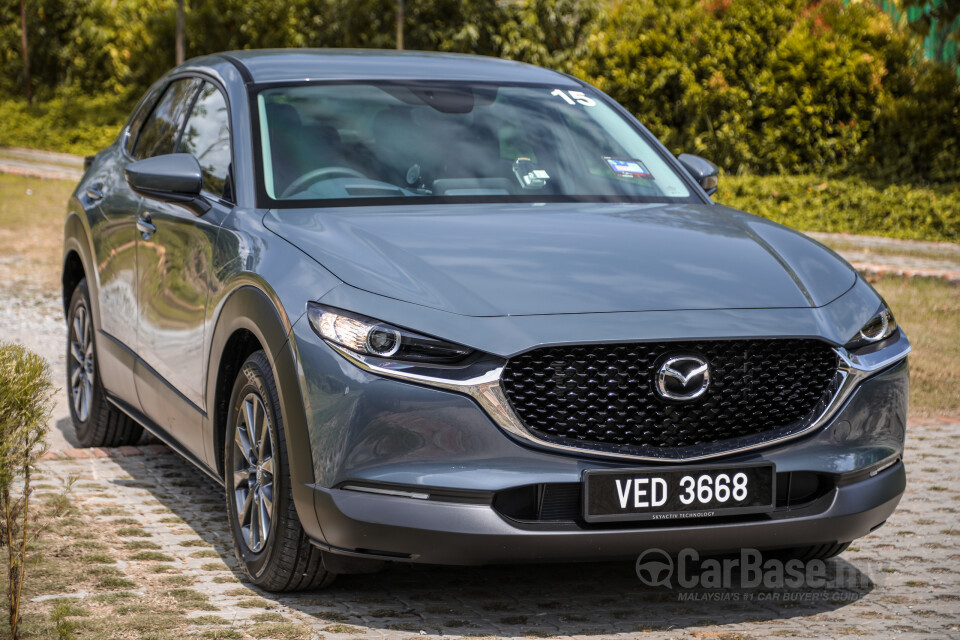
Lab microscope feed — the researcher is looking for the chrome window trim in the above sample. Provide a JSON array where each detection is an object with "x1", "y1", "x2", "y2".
[{"x1": 326, "y1": 330, "x2": 911, "y2": 463}]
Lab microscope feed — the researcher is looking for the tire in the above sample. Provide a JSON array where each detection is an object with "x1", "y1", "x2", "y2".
[
  {"x1": 224, "y1": 350, "x2": 335, "y2": 592},
  {"x1": 67, "y1": 278, "x2": 143, "y2": 448}
]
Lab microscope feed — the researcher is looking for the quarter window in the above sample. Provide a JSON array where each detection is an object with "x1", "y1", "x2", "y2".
[
  {"x1": 133, "y1": 77, "x2": 202, "y2": 160},
  {"x1": 178, "y1": 82, "x2": 233, "y2": 201}
]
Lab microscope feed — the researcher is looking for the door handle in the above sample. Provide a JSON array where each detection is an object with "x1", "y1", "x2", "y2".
[
  {"x1": 85, "y1": 183, "x2": 104, "y2": 202},
  {"x1": 137, "y1": 214, "x2": 157, "y2": 239}
]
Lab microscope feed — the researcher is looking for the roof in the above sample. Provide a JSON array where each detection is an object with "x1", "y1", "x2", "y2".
[{"x1": 217, "y1": 49, "x2": 578, "y2": 86}]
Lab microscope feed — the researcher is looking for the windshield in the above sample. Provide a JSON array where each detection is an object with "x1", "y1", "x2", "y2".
[{"x1": 256, "y1": 82, "x2": 697, "y2": 207}]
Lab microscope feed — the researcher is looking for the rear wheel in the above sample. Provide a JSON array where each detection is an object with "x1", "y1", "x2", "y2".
[
  {"x1": 67, "y1": 279, "x2": 142, "y2": 447},
  {"x1": 224, "y1": 350, "x2": 335, "y2": 591}
]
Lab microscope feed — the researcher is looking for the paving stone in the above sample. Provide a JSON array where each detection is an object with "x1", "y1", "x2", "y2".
[
  {"x1": 36, "y1": 419, "x2": 960, "y2": 639},
  {"x1": 62, "y1": 448, "x2": 93, "y2": 459}
]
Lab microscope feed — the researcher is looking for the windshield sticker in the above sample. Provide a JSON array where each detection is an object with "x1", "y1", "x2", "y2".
[
  {"x1": 604, "y1": 157, "x2": 654, "y2": 180},
  {"x1": 550, "y1": 89, "x2": 597, "y2": 107}
]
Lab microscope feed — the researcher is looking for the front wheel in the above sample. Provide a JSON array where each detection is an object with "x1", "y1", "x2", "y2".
[{"x1": 224, "y1": 350, "x2": 334, "y2": 591}]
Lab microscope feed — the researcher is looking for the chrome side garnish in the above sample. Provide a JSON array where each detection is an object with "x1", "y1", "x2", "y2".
[{"x1": 326, "y1": 330, "x2": 911, "y2": 463}]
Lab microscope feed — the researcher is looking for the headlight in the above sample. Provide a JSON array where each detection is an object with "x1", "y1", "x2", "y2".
[
  {"x1": 845, "y1": 304, "x2": 898, "y2": 350},
  {"x1": 308, "y1": 304, "x2": 473, "y2": 364}
]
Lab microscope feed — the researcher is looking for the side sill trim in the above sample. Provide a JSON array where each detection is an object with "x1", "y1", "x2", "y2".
[{"x1": 106, "y1": 395, "x2": 224, "y2": 487}]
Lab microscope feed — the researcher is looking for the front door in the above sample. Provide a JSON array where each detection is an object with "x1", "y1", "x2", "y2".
[{"x1": 131, "y1": 78, "x2": 234, "y2": 460}]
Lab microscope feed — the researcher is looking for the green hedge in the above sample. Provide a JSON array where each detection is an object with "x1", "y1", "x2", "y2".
[
  {"x1": 0, "y1": 94, "x2": 125, "y2": 156},
  {"x1": 574, "y1": 0, "x2": 960, "y2": 183},
  {"x1": 718, "y1": 174, "x2": 960, "y2": 242},
  {"x1": 1, "y1": 0, "x2": 958, "y2": 184}
]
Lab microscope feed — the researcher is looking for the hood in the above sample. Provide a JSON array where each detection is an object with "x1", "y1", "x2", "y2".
[{"x1": 264, "y1": 202, "x2": 856, "y2": 317}]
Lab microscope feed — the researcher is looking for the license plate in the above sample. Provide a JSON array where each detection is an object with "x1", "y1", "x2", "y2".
[{"x1": 583, "y1": 463, "x2": 775, "y2": 523}]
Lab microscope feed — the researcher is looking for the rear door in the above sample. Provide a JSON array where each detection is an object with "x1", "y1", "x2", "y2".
[
  {"x1": 83, "y1": 83, "x2": 166, "y2": 409},
  {"x1": 133, "y1": 79, "x2": 235, "y2": 461}
]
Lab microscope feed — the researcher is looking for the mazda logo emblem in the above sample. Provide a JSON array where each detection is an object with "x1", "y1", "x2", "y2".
[{"x1": 655, "y1": 355, "x2": 710, "y2": 401}]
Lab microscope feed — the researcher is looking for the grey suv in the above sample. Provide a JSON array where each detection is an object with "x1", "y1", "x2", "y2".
[{"x1": 63, "y1": 50, "x2": 910, "y2": 592}]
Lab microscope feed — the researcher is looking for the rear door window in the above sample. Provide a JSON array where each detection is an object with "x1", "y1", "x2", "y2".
[{"x1": 133, "y1": 77, "x2": 203, "y2": 160}]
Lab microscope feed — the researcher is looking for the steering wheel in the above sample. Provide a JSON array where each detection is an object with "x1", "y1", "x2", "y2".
[{"x1": 280, "y1": 166, "x2": 367, "y2": 199}]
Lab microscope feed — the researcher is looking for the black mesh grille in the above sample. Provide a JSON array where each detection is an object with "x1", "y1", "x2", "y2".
[{"x1": 500, "y1": 339, "x2": 838, "y2": 453}]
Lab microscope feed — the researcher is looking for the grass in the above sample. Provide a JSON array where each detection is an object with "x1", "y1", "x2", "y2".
[
  {"x1": 248, "y1": 622, "x2": 314, "y2": 639},
  {"x1": 0, "y1": 486, "x2": 243, "y2": 639},
  {"x1": 179, "y1": 539, "x2": 214, "y2": 548},
  {"x1": 130, "y1": 551, "x2": 176, "y2": 562},
  {"x1": 192, "y1": 616, "x2": 232, "y2": 625},
  {"x1": 82, "y1": 553, "x2": 116, "y2": 564},
  {"x1": 98, "y1": 576, "x2": 136, "y2": 590},
  {"x1": 125, "y1": 540, "x2": 162, "y2": 551},
  {"x1": 236, "y1": 598, "x2": 273, "y2": 609},
  {"x1": 815, "y1": 238, "x2": 960, "y2": 267},
  {"x1": 871, "y1": 276, "x2": 960, "y2": 417},
  {"x1": 0, "y1": 174, "x2": 73, "y2": 293},
  {"x1": 251, "y1": 612, "x2": 286, "y2": 622}
]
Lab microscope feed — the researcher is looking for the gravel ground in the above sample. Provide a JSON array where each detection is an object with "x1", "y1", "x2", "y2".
[{"x1": 0, "y1": 258, "x2": 78, "y2": 449}]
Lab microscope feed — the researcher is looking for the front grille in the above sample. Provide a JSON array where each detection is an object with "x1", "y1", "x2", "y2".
[{"x1": 500, "y1": 339, "x2": 839, "y2": 456}]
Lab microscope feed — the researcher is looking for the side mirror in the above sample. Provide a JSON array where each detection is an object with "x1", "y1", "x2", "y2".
[
  {"x1": 125, "y1": 153, "x2": 210, "y2": 214},
  {"x1": 677, "y1": 153, "x2": 719, "y2": 196}
]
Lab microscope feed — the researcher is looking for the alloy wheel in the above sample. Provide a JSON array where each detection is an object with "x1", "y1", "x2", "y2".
[
  {"x1": 69, "y1": 304, "x2": 94, "y2": 422},
  {"x1": 232, "y1": 392, "x2": 276, "y2": 553}
]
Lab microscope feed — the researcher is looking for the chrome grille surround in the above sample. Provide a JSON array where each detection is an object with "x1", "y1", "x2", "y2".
[{"x1": 324, "y1": 330, "x2": 911, "y2": 463}]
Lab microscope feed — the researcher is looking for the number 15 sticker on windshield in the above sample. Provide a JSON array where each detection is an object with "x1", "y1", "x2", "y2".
[
  {"x1": 551, "y1": 89, "x2": 596, "y2": 106},
  {"x1": 604, "y1": 157, "x2": 654, "y2": 180}
]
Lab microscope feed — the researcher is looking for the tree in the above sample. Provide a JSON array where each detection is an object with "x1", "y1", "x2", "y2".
[
  {"x1": 176, "y1": 0, "x2": 185, "y2": 64},
  {"x1": 397, "y1": 0, "x2": 404, "y2": 49},
  {"x1": 18, "y1": 0, "x2": 30, "y2": 105}
]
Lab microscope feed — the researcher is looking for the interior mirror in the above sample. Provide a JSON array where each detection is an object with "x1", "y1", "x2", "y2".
[
  {"x1": 125, "y1": 153, "x2": 209, "y2": 214},
  {"x1": 677, "y1": 153, "x2": 719, "y2": 196}
]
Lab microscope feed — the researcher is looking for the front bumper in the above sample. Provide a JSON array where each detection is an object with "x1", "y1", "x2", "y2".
[
  {"x1": 309, "y1": 461, "x2": 905, "y2": 565},
  {"x1": 287, "y1": 277, "x2": 910, "y2": 565},
  {"x1": 292, "y1": 321, "x2": 908, "y2": 563}
]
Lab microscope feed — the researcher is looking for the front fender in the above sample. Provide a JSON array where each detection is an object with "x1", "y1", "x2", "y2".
[{"x1": 204, "y1": 284, "x2": 324, "y2": 542}]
